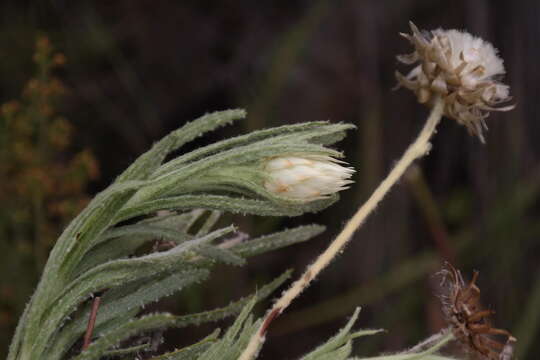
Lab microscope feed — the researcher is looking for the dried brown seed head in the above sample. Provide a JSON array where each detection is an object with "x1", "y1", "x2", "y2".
[
  {"x1": 396, "y1": 22, "x2": 514, "y2": 143},
  {"x1": 438, "y1": 263, "x2": 516, "y2": 360}
]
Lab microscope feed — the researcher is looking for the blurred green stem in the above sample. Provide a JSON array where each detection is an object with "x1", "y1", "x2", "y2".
[
  {"x1": 515, "y1": 271, "x2": 540, "y2": 358},
  {"x1": 405, "y1": 165, "x2": 455, "y2": 263}
]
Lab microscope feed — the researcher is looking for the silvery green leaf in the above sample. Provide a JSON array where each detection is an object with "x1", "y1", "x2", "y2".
[
  {"x1": 347, "y1": 332, "x2": 455, "y2": 360},
  {"x1": 169, "y1": 270, "x2": 291, "y2": 328},
  {"x1": 93, "y1": 308, "x2": 140, "y2": 338},
  {"x1": 31, "y1": 110, "x2": 245, "y2": 340},
  {"x1": 104, "y1": 342, "x2": 151, "y2": 357},
  {"x1": 295, "y1": 123, "x2": 355, "y2": 147},
  {"x1": 117, "y1": 109, "x2": 245, "y2": 182},
  {"x1": 10, "y1": 112, "x2": 353, "y2": 360},
  {"x1": 19, "y1": 180, "x2": 148, "y2": 358},
  {"x1": 79, "y1": 213, "x2": 311, "y2": 279},
  {"x1": 75, "y1": 235, "x2": 152, "y2": 276},
  {"x1": 58, "y1": 180, "x2": 149, "y2": 277},
  {"x1": 130, "y1": 137, "x2": 341, "y2": 204},
  {"x1": 196, "y1": 298, "x2": 260, "y2": 360},
  {"x1": 6, "y1": 296, "x2": 32, "y2": 360},
  {"x1": 77, "y1": 209, "x2": 212, "y2": 274},
  {"x1": 153, "y1": 122, "x2": 353, "y2": 178},
  {"x1": 99, "y1": 223, "x2": 193, "y2": 245},
  {"x1": 47, "y1": 269, "x2": 289, "y2": 360},
  {"x1": 47, "y1": 270, "x2": 208, "y2": 360},
  {"x1": 301, "y1": 308, "x2": 383, "y2": 360},
  {"x1": 316, "y1": 340, "x2": 353, "y2": 360},
  {"x1": 73, "y1": 313, "x2": 176, "y2": 360},
  {"x1": 148, "y1": 329, "x2": 220, "y2": 360},
  {"x1": 232, "y1": 225, "x2": 325, "y2": 258},
  {"x1": 71, "y1": 271, "x2": 288, "y2": 360},
  {"x1": 116, "y1": 194, "x2": 337, "y2": 222},
  {"x1": 76, "y1": 223, "x2": 195, "y2": 275},
  {"x1": 140, "y1": 209, "x2": 208, "y2": 233},
  {"x1": 33, "y1": 227, "x2": 234, "y2": 358},
  {"x1": 195, "y1": 245, "x2": 246, "y2": 266},
  {"x1": 196, "y1": 210, "x2": 222, "y2": 236},
  {"x1": 47, "y1": 224, "x2": 314, "y2": 358}
]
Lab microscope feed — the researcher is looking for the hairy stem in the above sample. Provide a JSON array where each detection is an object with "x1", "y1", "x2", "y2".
[{"x1": 239, "y1": 97, "x2": 445, "y2": 360}]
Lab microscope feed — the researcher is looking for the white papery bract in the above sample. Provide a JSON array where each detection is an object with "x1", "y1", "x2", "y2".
[
  {"x1": 396, "y1": 22, "x2": 514, "y2": 142},
  {"x1": 263, "y1": 155, "x2": 354, "y2": 202}
]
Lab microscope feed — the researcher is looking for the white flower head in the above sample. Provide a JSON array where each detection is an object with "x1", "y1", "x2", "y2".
[
  {"x1": 263, "y1": 155, "x2": 354, "y2": 202},
  {"x1": 396, "y1": 21, "x2": 514, "y2": 142}
]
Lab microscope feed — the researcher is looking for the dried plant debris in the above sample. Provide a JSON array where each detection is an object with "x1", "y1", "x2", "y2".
[{"x1": 439, "y1": 263, "x2": 516, "y2": 359}]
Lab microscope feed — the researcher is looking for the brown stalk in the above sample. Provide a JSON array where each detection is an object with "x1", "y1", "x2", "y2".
[{"x1": 82, "y1": 294, "x2": 102, "y2": 351}]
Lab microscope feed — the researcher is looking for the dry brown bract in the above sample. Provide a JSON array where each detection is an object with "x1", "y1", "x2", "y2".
[
  {"x1": 439, "y1": 264, "x2": 516, "y2": 359},
  {"x1": 396, "y1": 22, "x2": 514, "y2": 143}
]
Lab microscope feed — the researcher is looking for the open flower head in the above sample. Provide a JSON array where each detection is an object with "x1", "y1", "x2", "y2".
[
  {"x1": 263, "y1": 155, "x2": 354, "y2": 202},
  {"x1": 396, "y1": 22, "x2": 514, "y2": 142}
]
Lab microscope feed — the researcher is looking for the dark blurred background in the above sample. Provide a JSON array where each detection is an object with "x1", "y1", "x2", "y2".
[{"x1": 1, "y1": 0, "x2": 539, "y2": 359}]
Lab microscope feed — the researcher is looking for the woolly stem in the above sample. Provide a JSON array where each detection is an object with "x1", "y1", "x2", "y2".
[{"x1": 239, "y1": 97, "x2": 445, "y2": 360}]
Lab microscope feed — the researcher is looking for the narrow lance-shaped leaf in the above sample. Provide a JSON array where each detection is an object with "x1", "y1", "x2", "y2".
[
  {"x1": 57, "y1": 181, "x2": 148, "y2": 277},
  {"x1": 73, "y1": 313, "x2": 177, "y2": 360},
  {"x1": 116, "y1": 194, "x2": 337, "y2": 222},
  {"x1": 52, "y1": 223, "x2": 315, "y2": 359},
  {"x1": 77, "y1": 211, "x2": 218, "y2": 275},
  {"x1": 93, "y1": 308, "x2": 140, "y2": 340},
  {"x1": 37, "y1": 110, "x2": 244, "y2": 318},
  {"x1": 232, "y1": 225, "x2": 325, "y2": 258},
  {"x1": 139, "y1": 209, "x2": 208, "y2": 233},
  {"x1": 169, "y1": 270, "x2": 292, "y2": 329},
  {"x1": 153, "y1": 122, "x2": 353, "y2": 178},
  {"x1": 196, "y1": 245, "x2": 246, "y2": 266},
  {"x1": 129, "y1": 139, "x2": 341, "y2": 205},
  {"x1": 6, "y1": 296, "x2": 33, "y2": 360},
  {"x1": 117, "y1": 109, "x2": 246, "y2": 182},
  {"x1": 196, "y1": 210, "x2": 222, "y2": 236},
  {"x1": 97, "y1": 223, "x2": 194, "y2": 247},
  {"x1": 103, "y1": 343, "x2": 152, "y2": 358},
  {"x1": 47, "y1": 269, "x2": 209, "y2": 360},
  {"x1": 75, "y1": 221, "x2": 196, "y2": 276},
  {"x1": 73, "y1": 271, "x2": 290, "y2": 360},
  {"x1": 148, "y1": 329, "x2": 220, "y2": 360},
  {"x1": 301, "y1": 308, "x2": 383, "y2": 360},
  {"x1": 19, "y1": 180, "x2": 147, "y2": 359},
  {"x1": 32, "y1": 227, "x2": 234, "y2": 359},
  {"x1": 347, "y1": 331, "x2": 455, "y2": 360},
  {"x1": 75, "y1": 235, "x2": 152, "y2": 277},
  {"x1": 197, "y1": 298, "x2": 259, "y2": 360},
  {"x1": 41, "y1": 110, "x2": 244, "y2": 323}
]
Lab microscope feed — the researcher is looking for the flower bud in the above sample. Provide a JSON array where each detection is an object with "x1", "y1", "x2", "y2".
[{"x1": 263, "y1": 155, "x2": 354, "y2": 202}]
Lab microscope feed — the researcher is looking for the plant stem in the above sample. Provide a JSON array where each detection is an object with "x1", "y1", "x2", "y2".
[
  {"x1": 405, "y1": 165, "x2": 455, "y2": 263},
  {"x1": 82, "y1": 294, "x2": 102, "y2": 351},
  {"x1": 238, "y1": 97, "x2": 445, "y2": 360}
]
